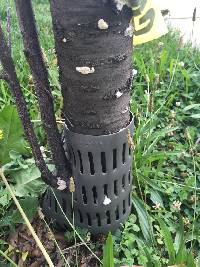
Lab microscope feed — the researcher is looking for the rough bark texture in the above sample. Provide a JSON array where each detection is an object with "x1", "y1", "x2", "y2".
[
  {"x1": 0, "y1": 24, "x2": 57, "y2": 188},
  {"x1": 50, "y1": 0, "x2": 133, "y2": 135},
  {"x1": 14, "y1": 0, "x2": 72, "y2": 181}
]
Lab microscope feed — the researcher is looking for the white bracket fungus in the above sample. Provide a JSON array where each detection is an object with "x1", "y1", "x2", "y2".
[
  {"x1": 125, "y1": 24, "x2": 134, "y2": 37},
  {"x1": 98, "y1": 19, "x2": 109, "y2": 30},
  {"x1": 122, "y1": 107, "x2": 129, "y2": 114},
  {"x1": 57, "y1": 178, "x2": 67, "y2": 191},
  {"x1": 103, "y1": 196, "x2": 112, "y2": 205},
  {"x1": 114, "y1": 0, "x2": 131, "y2": 11},
  {"x1": 132, "y1": 69, "x2": 138, "y2": 77},
  {"x1": 76, "y1": 66, "x2": 95, "y2": 75},
  {"x1": 115, "y1": 90, "x2": 123, "y2": 98}
]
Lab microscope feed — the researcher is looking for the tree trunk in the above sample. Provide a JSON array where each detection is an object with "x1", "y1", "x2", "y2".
[{"x1": 50, "y1": 0, "x2": 133, "y2": 135}]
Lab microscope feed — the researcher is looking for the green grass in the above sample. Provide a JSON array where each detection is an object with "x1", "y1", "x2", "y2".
[
  {"x1": 114, "y1": 32, "x2": 200, "y2": 266},
  {"x1": 0, "y1": 1, "x2": 200, "y2": 266}
]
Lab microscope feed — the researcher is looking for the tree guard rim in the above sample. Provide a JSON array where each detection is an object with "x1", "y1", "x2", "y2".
[{"x1": 64, "y1": 112, "x2": 134, "y2": 138}]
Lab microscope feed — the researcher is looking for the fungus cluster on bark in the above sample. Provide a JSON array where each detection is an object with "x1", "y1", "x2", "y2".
[{"x1": 0, "y1": 0, "x2": 133, "y2": 190}]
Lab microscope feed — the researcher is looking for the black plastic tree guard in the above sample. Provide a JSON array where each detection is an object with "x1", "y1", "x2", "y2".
[{"x1": 42, "y1": 114, "x2": 134, "y2": 234}]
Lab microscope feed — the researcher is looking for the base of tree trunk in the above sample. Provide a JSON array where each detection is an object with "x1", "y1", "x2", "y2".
[{"x1": 42, "y1": 114, "x2": 134, "y2": 234}]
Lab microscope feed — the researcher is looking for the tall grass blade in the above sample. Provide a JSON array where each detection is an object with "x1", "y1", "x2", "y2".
[
  {"x1": 198, "y1": 252, "x2": 200, "y2": 267},
  {"x1": 187, "y1": 250, "x2": 196, "y2": 267},
  {"x1": 132, "y1": 194, "x2": 155, "y2": 246},
  {"x1": 103, "y1": 232, "x2": 114, "y2": 267},
  {"x1": 175, "y1": 216, "x2": 186, "y2": 265},
  {"x1": 158, "y1": 218, "x2": 175, "y2": 265}
]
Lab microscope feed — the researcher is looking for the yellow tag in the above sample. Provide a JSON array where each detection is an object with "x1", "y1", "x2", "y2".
[{"x1": 132, "y1": 0, "x2": 168, "y2": 45}]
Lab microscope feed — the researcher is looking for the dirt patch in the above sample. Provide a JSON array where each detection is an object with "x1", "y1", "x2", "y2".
[{"x1": 6, "y1": 215, "x2": 101, "y2": 266}]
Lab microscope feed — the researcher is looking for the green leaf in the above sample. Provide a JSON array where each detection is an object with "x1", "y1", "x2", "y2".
[
  {"x1": 141, "y1": 151, "x2": 179, "y2": 165},
  {"x1": 158, "y1": 218, "x2": 175, "y2": 265},
  {"x1": 183, "y1": 103, "x2": 200, "y2": 111},
  {"x1": 180, "y1": 68, "x2": 190, "y2": 94},
  {"x1": 174, "y1": 215, "x2": 185, "y2": 253},
  {"x1": 12, "y1": 163, "x2": 51, "y2": 197},
  {"x1": 175, "y1": 216, "x2": 187, "y2": 265},
  {"x1": 190, "y1": 114, "x2": 200, "y2": 119},
  {"x1": 143, "y1": 246, "x2": 155, "y2": 267},
  {"x1": 0, "y1": 106, "x2": 27, "y2": 165},
  {"x1": 197, "y1": 252, "x2": 200, "y2": 267},
  {"x1": 186, "y1": 250, "x2": 196, "y2": 267},
  {"x1": 143, "y1": 176, "x2": 166, "y2": 193},
  {"x1": 132, "y1": 224, "x2": 140, "y2": 232},
  {"x1": 12, "y1": 197, "x2": 38, "y2": 224},
  {"x1": 149, "y1": 188, "x2": 163, "y2": 207},
  {"x1": 2, "y1": 151, "x2": 30, "y2": 175},
  {"x1": 0, "y1": 214, "x2": 13, "y2": 227},
  {"x1": 0, "y1": 189, "x2": 11, "y2": 207},
  {"x1": 132, "y1": 194, "x2": 155, "y2": 245},
  {"x1": 103, "y1": 232, "x2": 114, "y2": 267}
]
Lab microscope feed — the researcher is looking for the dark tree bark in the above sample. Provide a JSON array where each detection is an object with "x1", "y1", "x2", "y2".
[
  {"x1": 0, "y1": 24, "x2": 57, "y2": 188},
  {"x1": 1, "y1": 0, "x2": 133, "y2": 191},
  {"x1": 50, "y1": 0, "x2": 133, "y2": 135},
  {"x1": 14, "y1": 0, "x2": 72, "y2": 181}
]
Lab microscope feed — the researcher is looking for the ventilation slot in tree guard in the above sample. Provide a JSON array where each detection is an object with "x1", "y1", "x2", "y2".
[
  {"x1": 122, "y1": 175, "x2": 126, "y2": 189},
  {"x1": 128, "y1": 171, "x2": 131, "y2": 185},
  {"x1": 78, "y1": 150, "x2": 83, "y2": 173},
  {"x1": 106, "y1": 211, "x2": 111, "y2": 224},
  {"x1": 113, "y1": 148, "x2": 117, "y2": 169},
  {"x1": 42, "y1": 114, "x2": 134, "y2": 234},
  {"x1": 88, "y1": 152, "x2": 95, "y2": 175},
  {"x1": 82, "y1": 186, "x2": 87, "y2": 204},
  {"x1": 92, "y1": 186, "x2": 98, "y2": 204},
  {"x1": 114, "y1": 180, "x2": 118, "y2": 196},
  {"x1": 104, "y1": 184, "x2": 108, "y2": 197},
  {"x1": 122, "y1": 143, "x2": 126, "y2": 164},
  {"x1": 101, "y1": 152, "x2": 107, "y2": 173},
  {"x1": 115, "y1": 206, "x2": 119, "y2": 220},
  {"x1": 79, "y1": 210, "x2": 83, "y2": 223},
  {"x1": 123, "y1": 200, "x2": 126, "y2": 214},
  {"x1": 87, "y1": 213, "x2": 92, "y2": 226},
  {"x1": 96, "y1": 213, "x2": 101, "y2": 226},
  {"x1": 72, "y1": 148, "x2": 76, "y2": 166}
]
